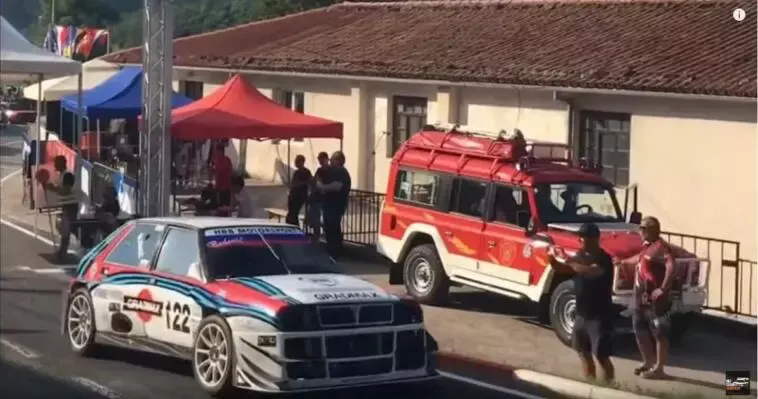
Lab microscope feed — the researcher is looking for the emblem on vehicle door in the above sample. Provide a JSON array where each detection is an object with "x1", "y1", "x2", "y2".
[{"x1": 522, "y1": 243, "x2": 533, "y2": 259}]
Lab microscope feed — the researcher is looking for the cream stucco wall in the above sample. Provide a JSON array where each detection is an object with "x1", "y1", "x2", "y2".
[{"x1": 173, "y1": 69, "x2": 757, "y2": 313}]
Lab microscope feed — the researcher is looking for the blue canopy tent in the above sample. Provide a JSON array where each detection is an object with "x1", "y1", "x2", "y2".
[
  {"x1": 60, "y1": 66, "x2": 192, "y2": 118},
  {"x1": 59, "y1": 66, "x2": 193, "y2": 160}
]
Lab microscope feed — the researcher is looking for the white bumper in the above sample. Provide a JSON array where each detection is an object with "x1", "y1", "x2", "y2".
[{"x1": 228, "y1": 320, "x2": 438, "y2": 393}]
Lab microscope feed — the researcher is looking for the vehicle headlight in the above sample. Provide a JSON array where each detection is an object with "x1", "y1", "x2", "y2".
[
  {"x1": 276, "y1": 305, "x2": 319, "y2": 331},
  {"x1": 394, "y1": 299, "x2": 423, "y2": 325}
]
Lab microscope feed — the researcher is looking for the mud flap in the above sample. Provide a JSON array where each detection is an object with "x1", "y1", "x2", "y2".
[{"x1": 389, "y1": 262, "x2": 404, "y2": 285}]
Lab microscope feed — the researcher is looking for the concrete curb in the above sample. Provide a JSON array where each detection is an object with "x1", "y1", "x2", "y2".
[{"x1": 514, "y1": 369, "x2": 656, "y2": 399}]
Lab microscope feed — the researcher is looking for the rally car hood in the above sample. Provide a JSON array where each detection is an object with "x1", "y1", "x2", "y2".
[{"x1": 219, "y1": 273, "x2": 397, "y2": 305}]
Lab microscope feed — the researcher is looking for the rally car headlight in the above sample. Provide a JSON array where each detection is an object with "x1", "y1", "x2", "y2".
[
  {"x1": 394, "y1": 299, "x2": 424, "y2": 325},
  {"x1": 277, "y1": 305, "x2": 320, "y2": 332}
]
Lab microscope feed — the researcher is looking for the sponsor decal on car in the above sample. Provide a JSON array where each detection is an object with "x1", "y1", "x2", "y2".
[
  {"x1": 122, "y1": 289, "x2": 163, "y2": 322},
  {"x1": 313, "y1": 291, "x2": 383, "y2": 301}
]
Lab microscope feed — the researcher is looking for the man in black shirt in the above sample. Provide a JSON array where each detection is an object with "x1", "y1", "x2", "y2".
[
  {"x1": 286, "y1": 155, "x2": 312, "y2": 225},
  {"x1": 307, "y1": 152, "x2": 330, "y2": 240},
  {"x1": 317, "y1": 151, "x2": 351, "y2": 258},
  {"x1": 548, "y1": 222, "x2": 615, "y2": 382}
]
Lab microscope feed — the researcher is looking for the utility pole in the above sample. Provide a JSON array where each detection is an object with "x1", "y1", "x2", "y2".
[
  {"x1": 50, "y1": 0, "x2": 56, "y2": 25},
  {"x1": 138, "y1": 0, "x2": 173, "y2": 217}
]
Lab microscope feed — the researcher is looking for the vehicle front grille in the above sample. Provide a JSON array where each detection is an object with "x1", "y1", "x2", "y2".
[
  {"x1": 325, "y1": 332, "x2": 394, "y2": 358},
  {"x1": 317, "y1": 303, "x2": 393, "y2": 328},
  {"x1": 282, "y1": 328, "x2": 428, "y2": 381}
]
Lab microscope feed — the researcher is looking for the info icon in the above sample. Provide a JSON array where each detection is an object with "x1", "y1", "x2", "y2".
[{"x1": 725, "y1": 371, "x2": 751, "y2": 396}]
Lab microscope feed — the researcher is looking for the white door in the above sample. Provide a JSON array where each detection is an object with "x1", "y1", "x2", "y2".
[{"x1": 144, "y1": 227, "x2": 204, "y2": 349}]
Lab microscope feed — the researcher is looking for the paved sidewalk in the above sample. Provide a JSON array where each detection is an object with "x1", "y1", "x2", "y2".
[{"x1": 2, "y1": 171, "x2": 755, "y2": 398}]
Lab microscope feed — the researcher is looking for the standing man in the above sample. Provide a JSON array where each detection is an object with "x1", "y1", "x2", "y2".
[
  {"x1": 44, "y1": 156, "x2": 78, "y2": 262},
  {"x1": 211, "y1": 142, "x2": 233, "y2": 212},
  {"x1": 317, "y1": 151, "x2": 351, "y2": 258},
  {"x1": 548, "y1": 222, "x2": 615, "y2": 383},
  {"x1": 307, "y1": 152, "x2": 330, "y2": 240},
  {"x1": 618, "y1": 216, "x2": 675, "y2": 379},
  {"x1": 286, "y1": 155, "x2": 312, "y2": 226}
]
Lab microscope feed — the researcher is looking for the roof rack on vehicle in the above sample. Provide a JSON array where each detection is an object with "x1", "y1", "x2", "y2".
[{"x1": 403, "y1": 123, "x2": 601, "y2": 175}]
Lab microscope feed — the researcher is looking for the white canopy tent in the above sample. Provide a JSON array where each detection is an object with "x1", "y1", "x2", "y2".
[
  {"x1": 23, "y1": 59, "x2": 121, "y2": 101},
  {"x1": 0, "y1": 15, "x2": 83, "y2": 239}
]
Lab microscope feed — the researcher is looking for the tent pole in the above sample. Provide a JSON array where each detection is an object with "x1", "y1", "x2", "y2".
[
  {"x1": 339, "y1": 138, "x2": 343, "y2": 152},
  {"x1": 33, "y1": 73, "x2": 43, "y2": 239},
  {"x1": 96, "y1": 119, "x2": 101, "y2": 162},
  {"x1": 287, "y1": 139, "x2": 291, "y2": 184},
  {"x1": 76, "y1": 73, "x2": 83, "y2": 156}
]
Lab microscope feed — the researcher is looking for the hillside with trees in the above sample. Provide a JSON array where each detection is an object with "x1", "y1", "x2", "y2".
[{"x1": 3, "y1": 0, "x2": 338, "y2": 50}]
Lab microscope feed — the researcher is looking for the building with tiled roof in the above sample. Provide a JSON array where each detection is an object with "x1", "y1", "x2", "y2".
[{"x1": 105, "y1": 0, "x2": 757, "y2": 284}]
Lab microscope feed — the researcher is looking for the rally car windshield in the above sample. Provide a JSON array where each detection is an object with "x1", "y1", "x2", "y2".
[
  {"x1": 203, "y1": 226, "x2": 335, "y2": 279},
  {"x1": 534, "y1": 182, "x2": 624, "y2": 224}
]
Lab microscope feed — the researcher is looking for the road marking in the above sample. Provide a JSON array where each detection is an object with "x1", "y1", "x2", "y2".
[
  {"x1": 71, "y1": 377, "x2": 123, "y2": 399},
  {"x1": 439, "y1": 370, "x2": 545, "y2": 399},
  {"x1": 0, "y1": 217, "x2": 77, "y2": 255},
  {"x1": 0, "y1": 338, "x2": 41, "y2": 359},
  {"x1": 1, "y1": 139, "x2": 23, "y2": 147},
  {"x1": 0, "y1": 168, "x2": 22, "y2": 184}
]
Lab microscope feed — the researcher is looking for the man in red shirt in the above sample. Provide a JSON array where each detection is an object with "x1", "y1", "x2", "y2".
[
  {"x1": 211, "y1": 142, "x2": 233, "y2": 210},
  {"x1": 618, "y1": 216, "x2": 675, "y2": 379}
]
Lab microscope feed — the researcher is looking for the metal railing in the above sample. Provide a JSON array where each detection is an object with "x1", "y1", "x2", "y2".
[{"x1": 661, "y1": 232, "x2": 755, "y2": 316}]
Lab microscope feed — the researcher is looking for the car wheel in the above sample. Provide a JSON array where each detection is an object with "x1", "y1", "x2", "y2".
[
  {"x1": 403, "y1": 244, "x2": 450, "y2": 305},
  {"x1": 549, "y1": 280, "x2": 576, "y2": 346},
  {"x1": 192, "y1": 315, "x2": 237, "y2": 397},
  {"x1": 66, "y1": 288, "x2": 100, "y2": 356}
]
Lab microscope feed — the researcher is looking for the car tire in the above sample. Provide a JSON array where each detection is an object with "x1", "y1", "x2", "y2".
[
  {"x1": 403, "y1": 244, "x2": 450, "y2": 305},
  {"x1": 192, "y1": 315, "x2": 237, "y2": 398},
  {"x1": 549, "y1": 280, "x2": 576, "y2": 346},
  {"x1": 65, "y1": 288, "x2": 100, "y2": 357}
]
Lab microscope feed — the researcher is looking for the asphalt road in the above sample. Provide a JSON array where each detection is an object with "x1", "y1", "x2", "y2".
[
  {"x1": 0, "y1": 223, "x2": 556, "y2": 399},
  {"x1": 0, "y1": 124, "x2": 25, "y2": 178}
]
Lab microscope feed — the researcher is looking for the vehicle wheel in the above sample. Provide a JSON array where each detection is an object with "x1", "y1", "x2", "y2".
[
  {"x1": 65, "y1": 288, "x2": 100, "y2": 356},
  {"x1": 192, "y1": 315, "x2": 237, "y2": 398},
  {"x1": 549, "y1": 280, "x2": 576, "y2": 346},
  {"x1": 403, "y1": 244, "x2": 450, "y2": 305}
]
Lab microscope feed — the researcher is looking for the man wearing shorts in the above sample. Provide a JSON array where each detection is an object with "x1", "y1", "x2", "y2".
[
  {"x1": 619, "y1": 216, "x2": 675, "y2": 379},
  {"x1": 549, "y1": 222, "x2": 615, "y2": 382}
]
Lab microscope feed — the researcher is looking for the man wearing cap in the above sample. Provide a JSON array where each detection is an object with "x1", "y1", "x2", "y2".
[
  {"x1": 618, "y1": 216, "x2": 675, "y2": 379},
  {"x1": 548, "y1": 222, "x2": 615, "y2": 382}
]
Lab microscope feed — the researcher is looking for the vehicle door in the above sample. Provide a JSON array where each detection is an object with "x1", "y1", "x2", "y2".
[
  {"x1": 144, "y1": 227, "x2": 205, "y2": 349},
  {"x1": 479, "y1": 184, "x2": 539, "y2": 286},
  {"x1": 89, "y1": 222, "x2": 165, "y2": 337},
  {"x1": 435, "y1": 177, "x2": 488, "y2": 273}
]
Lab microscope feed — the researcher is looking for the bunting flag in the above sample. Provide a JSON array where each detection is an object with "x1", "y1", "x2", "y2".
[
  {"x1": 45, "y1": 25, "x2": 111, "y2": 61},
  {"x1": 42, "y1": 25, "x2": 58, "y2": 54}
]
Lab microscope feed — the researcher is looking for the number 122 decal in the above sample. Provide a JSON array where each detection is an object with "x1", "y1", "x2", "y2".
[{"x1": 165, "y1": 301, "x2": 190, "y2": 333}]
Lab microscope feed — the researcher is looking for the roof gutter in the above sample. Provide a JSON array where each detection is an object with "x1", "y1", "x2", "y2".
[{"x1": 123, "y1": 63, "x2": 756, "y2": 103}]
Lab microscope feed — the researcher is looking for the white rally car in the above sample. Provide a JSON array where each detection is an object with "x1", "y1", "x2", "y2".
[{"x1": 62, "y1": 217, "x2": 439, "y2": 396}]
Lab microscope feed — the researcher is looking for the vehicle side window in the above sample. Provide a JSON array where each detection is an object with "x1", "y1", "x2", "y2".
[
  {"x1": 449, "y1": 178, "x2": 487, "y2": 218},
  {"x1": 491, "y1": 185, "x2": 531, "y2": 228},
  {"x1": 155, "y1": 228, "x2": 202, "y2": 280},
  {"x1": 105, "y1": 224, "x2": 164, "y2": 267},
  {"x1": 394, "y1": 169, "x2": 440, "y2": 206}
]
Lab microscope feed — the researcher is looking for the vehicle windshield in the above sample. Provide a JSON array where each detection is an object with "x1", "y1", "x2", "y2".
[
  {"x1": 534, "y1": 182, "x2": 623, "y2": 224},
  {"x1": 202, "y1": 226, "x2": 335, "y2": 279}
]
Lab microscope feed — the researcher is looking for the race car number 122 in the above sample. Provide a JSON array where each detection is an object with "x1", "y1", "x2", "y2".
[{"x1": 165, "y1": 302, "x2": 190, "y2": 333}]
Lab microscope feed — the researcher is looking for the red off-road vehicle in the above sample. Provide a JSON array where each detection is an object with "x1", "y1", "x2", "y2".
[{"x1": 377, "y1": 124, "x2": 709, "y2": 344}]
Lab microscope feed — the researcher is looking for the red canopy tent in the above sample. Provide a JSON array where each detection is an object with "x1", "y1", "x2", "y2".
[{"x1": 166, "y1": 74, "x2": 343, "y2": 141}]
